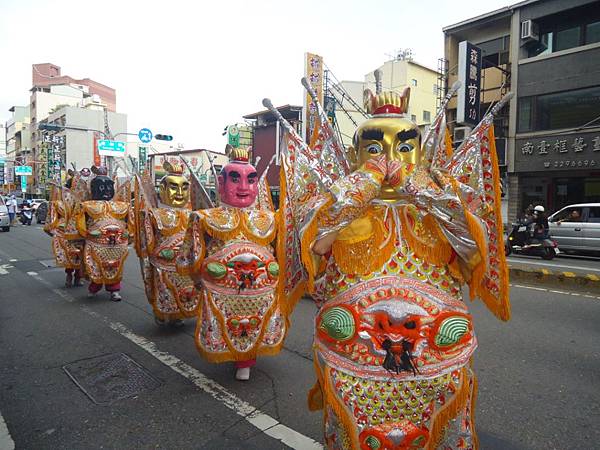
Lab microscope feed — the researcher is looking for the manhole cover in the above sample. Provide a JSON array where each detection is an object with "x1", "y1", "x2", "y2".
[{"x1": 63, "y1": 353, "x2": 161, "y2": 405}]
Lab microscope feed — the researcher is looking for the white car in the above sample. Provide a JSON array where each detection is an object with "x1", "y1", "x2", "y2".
[
  {"x1": 548, "y1": 203, "x2": 600, "y2": 254},
  {"x1": 0, "y1": 196, "x2": 10, "y2": 231}
]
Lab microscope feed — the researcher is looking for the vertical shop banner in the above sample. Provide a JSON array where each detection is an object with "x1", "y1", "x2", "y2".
[
  {"x1": 457, "y1": 41, "x2": 482, "y2": 126},
  {"x1": 93, "y1": 132, "x2": 102, "y2": 166},
  {"x1": 138, "y1": 146, "x2": 147, "y2": 172},
  {"x1": 303, "y1": 52, "x2": 324, "y2": 143},
  {"x1": 0, "y1": 162, "x2": 5, "y2": 185},
  {"x1": 44, "y1": 134, "x2": 65, "y2": 183},
  {"x1": 38, "y1": 142, "x2": 48, "y2": 189}
]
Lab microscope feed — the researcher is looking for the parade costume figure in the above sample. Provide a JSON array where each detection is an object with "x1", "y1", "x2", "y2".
[
  {"x1": 264, "y1": 78, "x2": 510, "y2": 449},
  {"x1": 76, "y1": 166, "x2": 131, "y2": 302},
  {"x1": 44, "y1": 169, "x2": 91, "y2": 287},
  {"x1": 177, "y1": 148, "x2": 287, "y2": 381},
  {"x1": 133, "y1": 161, "x2": 199, "y2": 327}
]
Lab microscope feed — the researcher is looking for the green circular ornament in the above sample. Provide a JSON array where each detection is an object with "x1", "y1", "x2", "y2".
[
  {"x1": 365, "y1": 435, "x2": 381, "y2": 449},
  {"x1": 319, "y1": 306, "x2": 355, "y2": 341},
  {"x1": 267, "y1": 261, "x2": 279, "y2": 277},
  {"x1": 434, "y1": 316, "x2": 470, "y2": 347},
  {"x1": 207, "y1": 262, "x2": 227, "y2": 279}
]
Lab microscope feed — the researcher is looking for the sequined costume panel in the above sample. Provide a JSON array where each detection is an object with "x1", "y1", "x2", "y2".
[
  {"x1": 46, "y1": 200, "x2": 84, "y2": 270},
  {"x1": 314, "y1": 277, "x2": 477, "y2": 450},
  {"x1": 80, "y1": 201, "x2": 129, "y2": 285},
  {"x1": 178, "y1": 207, "x2": 286, "y2": 363},
  {"x1": 145, "y1": 207, "x2": 199, "y2": 320}
]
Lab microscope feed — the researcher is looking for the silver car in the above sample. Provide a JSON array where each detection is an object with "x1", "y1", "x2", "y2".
[
  {"x1": 0, "y1": 196, "x2": 10, "y2": 231},
  {"x1": 548, "y1": 203, "x2": 600, "y2": 254}
]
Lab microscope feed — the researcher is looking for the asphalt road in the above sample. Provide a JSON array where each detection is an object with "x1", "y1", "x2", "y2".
[
  {"x1": 1, "y1": 224, "x2": 599, "y2": 450},
  {"x1": 507, "y1": 253, "x2": 600, "y2": 276}
]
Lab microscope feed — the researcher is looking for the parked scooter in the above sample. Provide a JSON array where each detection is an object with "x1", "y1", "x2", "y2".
[
  {"x1": 505, "y1": 220, "x2": 558, "y2": 260},
  {"x1": 19, "y1": 202, "x2": 33, "y2": 226}
]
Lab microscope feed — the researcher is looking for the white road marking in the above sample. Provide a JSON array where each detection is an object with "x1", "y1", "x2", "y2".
[
  {"x1": 26, "y1": 273, "x2": 322, "y2": 449},
  {"x1": 509, "y1": 283, "x2": 600, "y2": 300},
  {"x1": 0, "y1": 410, "x2": 15, "y2": 450},
  {"x1": 0, "y1": 264, "x2": 14, "y2": 275},
  {"x1": 507, "y1": 257, "x2": 600, "y2": 273},
  {"x1": 9, "y1": 259, "x2": 17, "y2": 262}
]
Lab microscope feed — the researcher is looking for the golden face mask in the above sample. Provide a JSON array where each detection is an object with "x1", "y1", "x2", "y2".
[
  {"x1": 354, "y1": 116, "x2": 421, "y2": 200},
  {"x1": 159, "y1": 175, "x2": 190, "y2": 207}
]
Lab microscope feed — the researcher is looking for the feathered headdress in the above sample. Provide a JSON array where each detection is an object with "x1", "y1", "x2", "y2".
[
  {"x1": 163, "y1": 160, "x2": 184, "y2": 176},
  {"x1": 363, "y1": 86, "x2": 411, "y2": 116},
  {"x1": 230, "y1": 147, "x2": 250, "y2": 163}
]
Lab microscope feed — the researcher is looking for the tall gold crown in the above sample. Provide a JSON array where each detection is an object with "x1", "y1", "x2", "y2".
[
  {"x1": 230, "y1": 147, "x2": 250, "y2": 163},
  {"x1": 364, "y1": 86, "x2": 411, "y2": 115},
  {"x1": 163, "y1": 160, "x2": 184, "y2": 175}
]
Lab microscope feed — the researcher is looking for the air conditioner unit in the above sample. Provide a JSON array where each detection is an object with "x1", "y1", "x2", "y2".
[
  {"x1": 521, "y1": 20, "x2": 539, "y2": 42},
  {"x1": 453, "y1": 126, "x2": 470, "y2": 143}
]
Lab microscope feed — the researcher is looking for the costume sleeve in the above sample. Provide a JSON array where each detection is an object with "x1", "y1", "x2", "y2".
[
  {"x1": 400, "y1": 166, "x2": 492, "y2": 300},
  {"x1": 176, "y1": 211, "x2": 206, "y2": 280},
  {"x1": 297, "y1": 160, "x2": 385, "y2": 290},
  {"x1": 43, "y1": 201, "x2": 59, "y2": 235},
  {"x1": 75, "y1": 204, "x2": 88, "y2": 237}
]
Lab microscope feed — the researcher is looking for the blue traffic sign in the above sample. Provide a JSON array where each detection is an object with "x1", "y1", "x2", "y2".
[
  {"x1": 138, "y1": 128, "x2": 153, "y2": 143},
  {"x1": 98, "y1": 140, "x2": 126, "y2": 157},
  {"x1": 15, "y1": 166, "x2": 33, "y2": 176}
]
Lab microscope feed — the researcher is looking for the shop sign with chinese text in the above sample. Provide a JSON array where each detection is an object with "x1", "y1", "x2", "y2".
[
  {"x1": 457, "y1": 41, "x2": 481, "y2": 126},
  {"x1": 515, "y1": 131, "x2": 600, "y2": 172}
]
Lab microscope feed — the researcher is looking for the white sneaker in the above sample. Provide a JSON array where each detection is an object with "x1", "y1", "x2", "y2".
[
  {"x1": 110, "y1": 292, "x2": 122, "y2": 302},
  {"x1": 235, "y1": 367, "x2": 251, "y2": 381}
]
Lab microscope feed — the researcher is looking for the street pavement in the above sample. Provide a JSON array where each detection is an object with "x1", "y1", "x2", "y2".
[
  {"x1": 1, "y1": 224, "x2": 599, "y2": 450},
  {"x1": 507, "y1": 254, "x2": 600, "y2": 277}
]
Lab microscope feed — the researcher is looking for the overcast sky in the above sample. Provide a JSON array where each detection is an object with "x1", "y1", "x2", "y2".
[{"x1": 1, "y1": 0, "x2": 512, "y2": 151}]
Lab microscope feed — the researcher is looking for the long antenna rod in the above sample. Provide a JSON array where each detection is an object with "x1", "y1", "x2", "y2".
[{"x1": 421, "y1": 80, "x2": 462, "y2": 147}]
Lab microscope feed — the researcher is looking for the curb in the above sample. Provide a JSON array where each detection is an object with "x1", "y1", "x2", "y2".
[{"x1": 509, "y1": 266, "x2": 600, "y2": 292}]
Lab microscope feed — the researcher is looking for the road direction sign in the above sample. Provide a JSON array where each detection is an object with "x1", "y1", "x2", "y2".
[
  {"x1": 98, "y1": 140, "x2": 126, "y2": 157},
  {"x1": 15, "y1": 166, "x2": 33, "y2": 176},
  {"x1": 228, "y1": 125, "x2": 240, "y2": 147},
  {"x1": 138, "y1": 128, "x2": 153, "y2": 143}
]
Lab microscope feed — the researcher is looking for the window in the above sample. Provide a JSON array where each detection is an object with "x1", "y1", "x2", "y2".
[
  {"x1": 423, "y1": 110, "x2": 431, "y2": 122},
  {"x1": 586, "y1": 21, "x2": 600, "y2": 44},
  {"x1": 433, "y1": 84, "x2": 438, "y2": 95},
  {"x1": 555, "y1": 26, "x2": 581, "y2": 51},
  {"x1": 518, "y1": 97, "x2": 532, "y2": 132},
  {"x1": 411, "y1": 114, "x2": 417, "y2": 122},
  {"x1": 517, "y1": 86, "x2": 600, "y2": 132},
  {"x1": 526, "y1": 2, "x2": 600, "y2": 57},
  {"x1": 553, "y1": 207, "x2": 583, "y2": 223},
  {"x1": 478, "y1": 35, "x2": 510, "y2": 67},
  {"x1": 587, "y1": 207, "x2": 600, "y2": 223},
  {"x1": 411, "y1": 79, "x2": 417, "y2": 87}
]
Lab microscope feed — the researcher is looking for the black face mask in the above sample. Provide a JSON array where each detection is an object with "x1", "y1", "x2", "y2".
[{"x1": 91, "y1": 176, "x2": 115, "y2": 201}]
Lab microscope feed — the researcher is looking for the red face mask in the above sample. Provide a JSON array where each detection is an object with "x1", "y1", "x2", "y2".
[{"x1": 218, "y1": 162, "x2": 258, "y2": 208}]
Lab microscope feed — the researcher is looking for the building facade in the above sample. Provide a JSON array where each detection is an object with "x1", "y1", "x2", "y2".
[
  {"x1": 35, "y1": 106, "x2": 127, "y2": 195},
  {"x1": 444, "y1": 0, "x2": 600, "y2": 221},
  {"x1": 243, "y1": 105, "x2": 303, "y2": 200},
  {"x1": 3, "y1": 106, "x2": 31, "y2": 192},
  {"x1": 333, "y1": 58, "x2": 439, "y2": 148}
]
